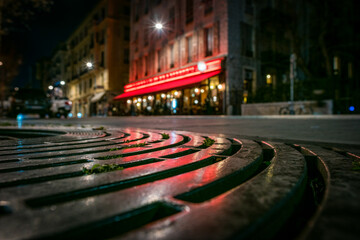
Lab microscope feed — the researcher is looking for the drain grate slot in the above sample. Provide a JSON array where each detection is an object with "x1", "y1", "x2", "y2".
[
  {"x1": 26, "y1": 155, "x2": 224, "y2": 208},
  {"x1": 0, "y1": 159, "x2": 92, "y2": 173},
  {"x1": 160, "y1": 149, "x2": 199, "y2": 158},
  {"x1": 96, "y1": 136, "x2": 191, "y2": 160},
  {"x1": 0, "y1": 172, "x2": 84, "y2": 188},
  {"x1": 217, "y1": 144, "x2": 242, "y2": 156},
  {"x1": 175, "y1": 156, "x2": 262, "y2": 203},
  {"x1": 119, "y1": 158, "x2": 164, "y2": 168},
  {"x1": 0, "y1": 159, "x2": 165, "y2": 188},
  {"x1": 37, "y1": 202, "x2": 182, "y2": 240}
]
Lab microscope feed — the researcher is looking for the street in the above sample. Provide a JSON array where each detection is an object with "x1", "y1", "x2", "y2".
[{"x1": 6, "y1": 114, "x2": 360, "y2": 146}]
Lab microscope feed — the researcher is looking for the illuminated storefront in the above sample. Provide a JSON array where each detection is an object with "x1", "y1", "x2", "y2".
[{"x1": 114, "y1": 58, "x2": 225, "y2": 115}]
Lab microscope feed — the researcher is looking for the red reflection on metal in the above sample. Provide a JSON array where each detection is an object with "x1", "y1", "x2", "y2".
[{"x1": 117, "y1": 58, "x2": 222, "y2": 100}]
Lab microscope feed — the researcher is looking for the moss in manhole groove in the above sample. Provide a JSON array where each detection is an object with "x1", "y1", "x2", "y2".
[
  {"x1": 161, "y1": 133, "x2": 170, "y2": 139},
  {"x1": 352, "y1": 160, "x2": 360, "y2": 171},
  {"x1": 82, "y1": 164, "x2": 124, "y2": 175}
]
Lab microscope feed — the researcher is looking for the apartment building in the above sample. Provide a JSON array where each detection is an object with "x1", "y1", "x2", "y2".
[
  {"x1": 114, "y1": 0, "x2": 261, "y2": 115},
  {"x1": 65, "y1": 0, "x2": 130, "y2": 116}
]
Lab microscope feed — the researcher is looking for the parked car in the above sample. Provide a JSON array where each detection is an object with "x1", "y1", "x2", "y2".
[
  {"x1": 50, "y1": 97, "x2": 72, "y2": 118},
  {"x1": 8, "y1": 88, "x2": 51, "y2": 118}
]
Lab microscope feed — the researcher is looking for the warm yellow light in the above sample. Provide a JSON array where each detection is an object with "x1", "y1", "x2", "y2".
[
  {"x1": 161, "y1": 93, "x2": 166, "y2": 98},
  {"x1": 86, "y1": 62, "x2": 93, "y2": 68},
  {"x1": 174, "y1": 91, "x2": 178, "y2": 96},
  {"x1": 266, "y1": 74, "x2": 271, "y2": 79},
  {"x1": 194, "y1": 88, "x2": 199, "y2": 93},
  {"x1": 138, "y1": 98, "x2": 142, "y2": 102},
  {"x1": 200, "y1": 89, "x2": 205, "y2": 93},
  {"x1": 210, "y1": 85, "x2": 214, "y2": 89},
  {"x1": 148, "y1": 96, "x2": 153, "y2": 100},
  {"x1": 48, "y1": 86, "x2": 54, "y2": 90},
  {"x1": 136, "y1": 102, "x2": 141, "y2": 107},
  {"x1": 127, "y1": 99, "x2": 132, "y2": 104},
  {"x1": 217, "y1": 84, "x2": 223, "y2": 90}
]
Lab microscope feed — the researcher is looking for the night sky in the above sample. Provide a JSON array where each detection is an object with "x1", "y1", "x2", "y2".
[{"x1": 13, "y1": 0, "x2": 100, "y2": 87}]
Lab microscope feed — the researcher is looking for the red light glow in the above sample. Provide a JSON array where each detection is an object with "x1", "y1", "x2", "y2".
[{"x1": 124, "y1": 58, "x2": 222, "y2": 93}]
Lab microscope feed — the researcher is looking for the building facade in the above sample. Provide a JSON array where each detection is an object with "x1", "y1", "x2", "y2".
[
  {"x1": 64, "y1": 0, "x2": 130, "y2": 117},
  {"x1": 115, "y1": 0, "x2": 262, "y2": 115}
]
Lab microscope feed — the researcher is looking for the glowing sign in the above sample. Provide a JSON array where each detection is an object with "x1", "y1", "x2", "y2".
[{"x1": 124, "y1": 58, "x2": 222, "y2": 93}]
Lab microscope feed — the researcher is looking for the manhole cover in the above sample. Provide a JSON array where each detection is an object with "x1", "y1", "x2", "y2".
[{"x1": 0, "y1": 126, "x2": 358, "y2": 239}]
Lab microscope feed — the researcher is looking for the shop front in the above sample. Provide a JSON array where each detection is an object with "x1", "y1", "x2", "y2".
[{"x1": 114, "y1": 58, "x2": 225, "y2": 115}]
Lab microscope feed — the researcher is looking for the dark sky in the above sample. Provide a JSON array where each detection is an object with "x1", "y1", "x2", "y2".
[{"x1": 14, "y1": 0, "x2": 100, "y2": 88}]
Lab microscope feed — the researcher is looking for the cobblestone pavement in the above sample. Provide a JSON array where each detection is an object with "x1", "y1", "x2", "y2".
[{"x1": 0, "y1": 116, "x2": 359, "y2": 239}]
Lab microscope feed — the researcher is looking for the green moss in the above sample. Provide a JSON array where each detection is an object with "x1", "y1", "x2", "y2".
[
  {"x1": 202, "y1": 137, "x2": 215, "y2": 147},
  {"x1": 161, "y1": 133, "x2": 170, "y2": 139},
  {"x1": 82, "y1": 164, "x2": 124, "y2": 175},
  {"x1": 99, "y1": 154, "x2": 123, "y2": 160},
  {"x1": 123, "y1": 142, "x2": 147, "y2": 149},
  {"x1": 352, "y1": 161, "x2": 360, "y2": 171},
  {"x1": 109, "y1": 147, "x2": 120, "y2": 151}
]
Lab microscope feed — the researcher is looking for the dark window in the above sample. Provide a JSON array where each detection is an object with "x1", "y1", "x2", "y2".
[
  {"x1": 186, "y1": 0, "x2": 193, "y2": 24},
  {"x1": 124, "y1": 49, "x2": 129, "y2": 64},
  {"x1": 241, "y1": 22, "x2": 254, "y2": 57},
  {"x1": 89, "y1": 78, "x2": 92, "y2": 89},
  {"x1": 245, "y1": 0, "x2": 254, "y2": 15},
  {"x1": 144, "y1": 0, "x2": 149, "y2": 14},
  {"x1": 101, "y1": 51, "x2": 105, "y2": 67},
  {"x1": 204, "y1": 0, "x2": 213, "y2": 15},
  {"x1": 123, "y1": 5, "x2": 130, "y2": 16},
  {"x1": 90, "y1": 33, "x2": 94, "y2": 48},
  {"x1": 157, "y1": 50, "x2": 161, "y2": 72},
  {"x1": 144, "y1": 28, "x2": 149, "y2": 46},
  {"x1": 124, "y1": 26, "x2": 130, "y2": 41},
  {"x1": 134, "y1": 5, "x2": 139, "y2": 22},
  {"x1": 205, "y1": 27, "x2": 213, "y2": 57},
  {"x1": 101, "y1": 7, "x2": 106, "y2": 20},
  {"x1": 169, "y1": 7, "x2": 175, "y2": 31},
  {"x1": 170, "y1": 44, "x2": 174, "y2": 68},
  {"x1": 144, "y1": 56, "x2": 148, "y2": 76}
]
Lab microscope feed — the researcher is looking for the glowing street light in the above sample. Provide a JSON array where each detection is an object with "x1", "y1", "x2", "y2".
[
  {"x1": 155, "y1": 23, "x2": 163, "y2": 30},
  {"x1": 60, "y1": 80, "x2": 65, "y2": 86},
  {"x1": 48, "y1": 85, "x2": 54, "y2": 90},
  {"x1": 86, "y1": 62, "x2": 93, "y2": 69}
]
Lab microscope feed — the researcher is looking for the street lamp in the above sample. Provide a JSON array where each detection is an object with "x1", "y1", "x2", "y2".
[
  {"x1": 155, "y1": 23, "x2": 163, "y2": 30},
  {"x1": 48, "y1": 85, "x2": 54, "y2": 90},
  {"x1": 60, "y1": 80, "x2": 65, "y2": 86},
  {"x1": 86, "y1": 62, "x2": 93, "y2": 69}
]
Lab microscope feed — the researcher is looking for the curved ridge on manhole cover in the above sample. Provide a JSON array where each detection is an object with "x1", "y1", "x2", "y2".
[{"x1": 0, "y1": 126, "x2": 358, "y2": 239}]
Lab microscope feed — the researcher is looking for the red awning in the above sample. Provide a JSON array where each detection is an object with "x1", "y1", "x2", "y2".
[{"x1": 114, "y1": 70, "x2": 221, "y2": 100}]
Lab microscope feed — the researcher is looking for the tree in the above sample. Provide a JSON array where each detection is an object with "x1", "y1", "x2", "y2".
[{"x1": 0, "y1": 0, "x2": 53, "y2": 114}]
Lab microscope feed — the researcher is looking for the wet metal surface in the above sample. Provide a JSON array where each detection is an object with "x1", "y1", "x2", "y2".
[{"x1": 0, "y1": 126, "x2": 359, "y2": 239}]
